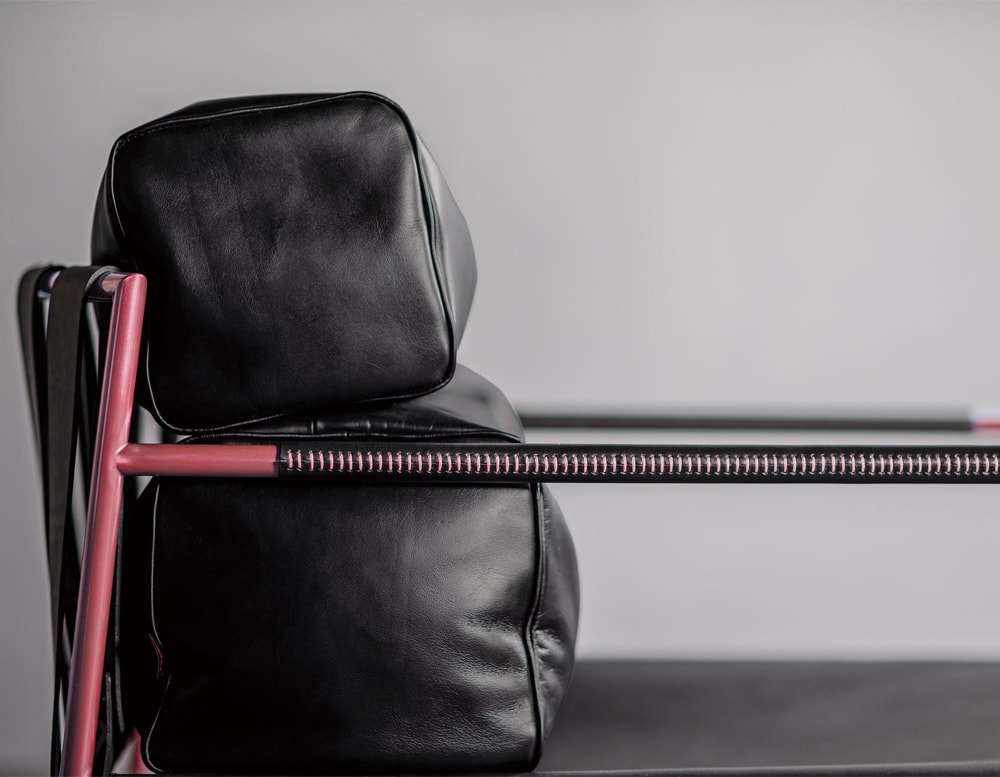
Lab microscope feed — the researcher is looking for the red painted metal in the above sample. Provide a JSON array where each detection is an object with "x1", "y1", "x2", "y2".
[
  {"x1": 118, "y1": 443, "x2": 279, "y2": 477},
  {"x1": 60, "y1": 273, "x2": 147, "y2": 777}
]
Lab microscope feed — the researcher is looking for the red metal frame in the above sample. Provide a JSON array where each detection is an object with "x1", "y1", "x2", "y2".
[
  {"x1": 117, "y1": 443, "x2": 278, "y2": 477},
  {"x1": 60, "y1": 273, "x2": 282, "y2": 776},
  {"x1": 62, "y1": 272, "x2": 145, "y2": 776}
]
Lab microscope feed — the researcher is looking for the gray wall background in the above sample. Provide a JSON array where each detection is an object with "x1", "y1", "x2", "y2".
[{"x1": 3, "y1": 0, "x2": 1000, "y2": 772}]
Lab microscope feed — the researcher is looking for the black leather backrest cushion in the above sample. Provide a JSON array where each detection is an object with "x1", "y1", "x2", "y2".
[{"x1": 92, "y1": 93, "x2": 476, "y2": 432}]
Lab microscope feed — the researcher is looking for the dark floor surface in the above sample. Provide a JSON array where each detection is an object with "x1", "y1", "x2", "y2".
[{"x1": 536, "y1": 660, "x2": 1000, "y2": 773}]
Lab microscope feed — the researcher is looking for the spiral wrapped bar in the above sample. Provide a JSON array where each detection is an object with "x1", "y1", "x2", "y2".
[{"x1": 279, "y1": 443, "x2": 1000, "y2": 484}]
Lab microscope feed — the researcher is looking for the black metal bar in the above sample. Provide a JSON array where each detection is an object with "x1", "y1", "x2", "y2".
[
  {"x1": 517, "y1": 411, "x2": 974, "y2": 434},
  {"x1": 279, "y1": 443, "x2": 1000, "y2": 484},
  {"x1": 35, "y1": 268, "x2": 125, "y2": 303}
]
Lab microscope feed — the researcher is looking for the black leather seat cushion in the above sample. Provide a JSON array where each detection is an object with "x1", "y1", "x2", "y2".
[
  {"x1": 121, "y1": 367, "x2": 579, "y2": 774},
  {"x1": 537, "y1": 660, "x2": 1000, "y2": 774}
]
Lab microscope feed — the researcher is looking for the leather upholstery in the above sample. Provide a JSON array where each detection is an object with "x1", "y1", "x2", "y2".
[
  {"x1": 92, "y1": 92, "x2": 476, "y2": 432},
  {"x1": 120, "y1": 367, "x2": 580, "y2": 774},
  {"x1": 192, "y1": 365, "x2": 525, "y2": 443}
]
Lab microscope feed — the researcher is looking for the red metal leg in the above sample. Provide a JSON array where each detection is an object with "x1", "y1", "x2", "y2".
[{"x1": 60, "y1": 274, "x2": 146, "y2": 777}]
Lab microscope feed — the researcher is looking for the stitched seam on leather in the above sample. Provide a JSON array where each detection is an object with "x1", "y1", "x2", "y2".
[
  {"x1": 115, "y1": 94, "x2": 367, "y2": 147},
  {"x1": 522, "y1": 482, "x2": 547, "y2": 766},
  {"x1": 143, "y1": 484, "x2": 169, "y2": 772},
  {"x1": 108, "y1": 92, "x2": 457, "y2": 433},
  {"x1": 184, "y1": 429, "x2": 523, "y2": 445},
  {"x1": 142, "y1": 674, "x2": 170, "y2": 772},
  {"x1": 393, "y1": 109, "x2": 458, "y2": 398},
  {"x1": 416, "y1": 141, "x2": 452, "y2": 327}
]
